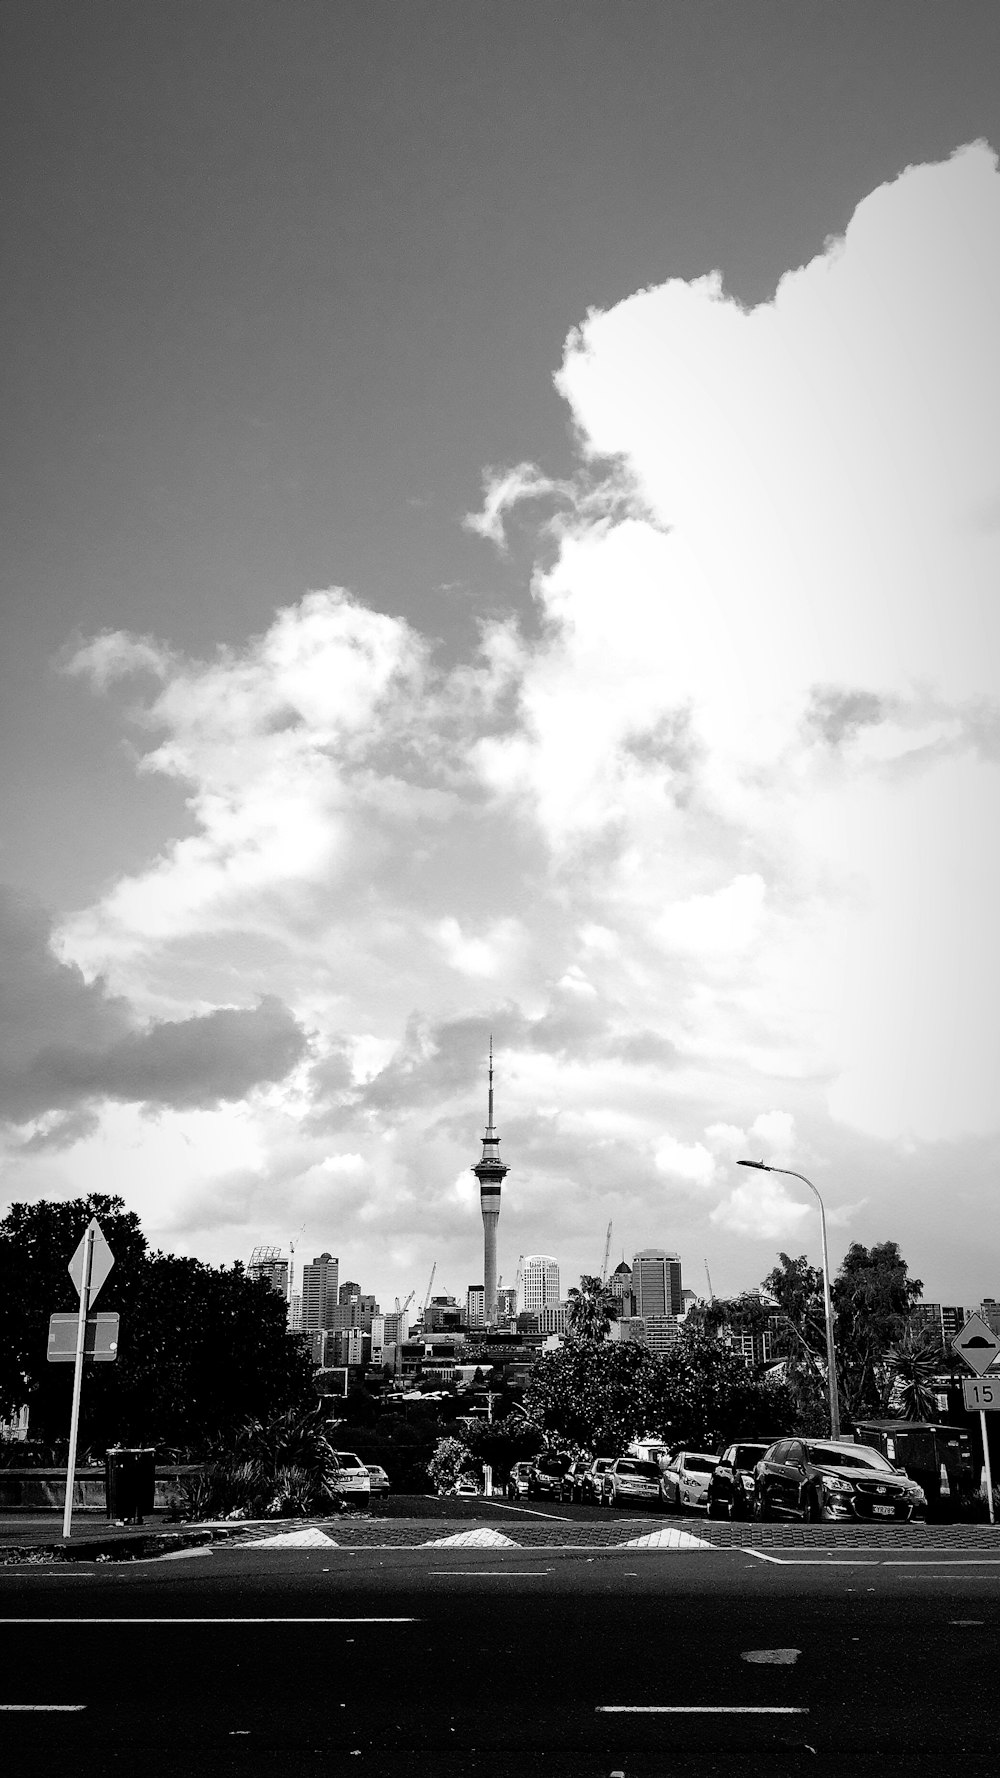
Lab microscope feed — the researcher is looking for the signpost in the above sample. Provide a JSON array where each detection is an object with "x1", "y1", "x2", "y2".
[
  {"x1": 59, "y1": 1219, "x2": 115, "y2": 1539},
  {"x1": 952, "y1": 1314, "x2": 1000, "y2": 1525}
]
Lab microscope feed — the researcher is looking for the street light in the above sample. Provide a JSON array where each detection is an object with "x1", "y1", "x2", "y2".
[{"x1": 738, "y1": 1159, "x2": 841, "y2": 1441}]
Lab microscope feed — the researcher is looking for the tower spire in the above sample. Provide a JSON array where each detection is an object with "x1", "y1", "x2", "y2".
[{"x1": 473, "y1": 1038, "x2": 508, "y2": 1325}]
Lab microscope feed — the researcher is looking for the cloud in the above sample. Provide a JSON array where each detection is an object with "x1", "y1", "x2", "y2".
[
  {"x1": 0, "y1": 888, "x2": 306, "y2": 1132},
  {"x1": 30, "y1": 143, "x2": 1000, "y2": 1304}
]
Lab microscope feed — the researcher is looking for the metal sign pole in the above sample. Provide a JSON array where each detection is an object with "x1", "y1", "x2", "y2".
[
  {"x1": 62, "y1": 1224, "x2": 94, "y2": 1540},
  {"x1": 981, "y1": 1409, "x2": 995, "y2": 1526}
]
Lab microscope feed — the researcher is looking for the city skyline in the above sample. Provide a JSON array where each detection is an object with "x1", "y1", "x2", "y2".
[{"x1": 2, "y1": 10, "x2": 1000, "y2": 1311}]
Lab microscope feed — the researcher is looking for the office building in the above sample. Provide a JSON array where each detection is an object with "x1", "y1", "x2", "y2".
[
  {"x1": 301, "y1": 1253, "x2": 339, "y2": 1330},
  {"x1": 520, "y1": 1255, "x2": 560, "y2": 1315},
  {"x1": 467, "y1": 1284, "x2": 486, "y2": 1329},
  {"x1": 631, "y1": 1250, "x2": 683, "y2": 1318},
  {"x1": 496, "y1": 1287, "x2": 518, "y2": 1323},
  {"x1": 247, "y1": 1246, "x2": 289, "y2": 1299}
]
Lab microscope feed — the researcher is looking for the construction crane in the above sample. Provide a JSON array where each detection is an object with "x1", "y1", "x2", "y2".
[
  {"x1": 286, "y1": 1224, "x2": 305, "y2": 1304},
  {"x1": 704, "y1": 1258, "x2": 715, "y2": 1301},
  {"x1": 515, "y1": 1254, "x2": 524, "y2": 1310},
  {"x1": 600, "y1": 1221, "x2": 613, "y2": 1283},
  {"x1": 423, "y1": 1262, "x2": 437, "y2": 1310}
]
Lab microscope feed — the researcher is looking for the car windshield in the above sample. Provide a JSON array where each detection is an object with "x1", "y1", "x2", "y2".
[
  {"x1": 617, "y1": 1461, "x2": 659, "y2": 1477},
  {"x1": 734, "y1": 1445, "x2": 768, "y2": 1468},
  {"x1": 806, "y1": 1444, "x2": 894, "y2": 1472},
  {"x1": 684, "y1": 1456, "x2": 717, "y2": 1474},
  {"x1": 335, "y1": 1453, "x2": 364, "y2": 1469}
]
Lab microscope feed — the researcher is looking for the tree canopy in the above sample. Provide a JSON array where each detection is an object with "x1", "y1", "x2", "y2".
[{"x1": 0, "y1": 1195, "x2": 316, "y2": 1455}]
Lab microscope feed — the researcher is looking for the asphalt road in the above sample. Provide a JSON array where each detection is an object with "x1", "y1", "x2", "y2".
[{"x1": 2, "y1": 1530, "x2": 999, "y2": 1778}]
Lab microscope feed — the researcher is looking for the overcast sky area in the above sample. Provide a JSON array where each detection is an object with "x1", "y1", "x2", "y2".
[{"x1": 3, "y1": 2, "x2": 1000, "y2": 1310}]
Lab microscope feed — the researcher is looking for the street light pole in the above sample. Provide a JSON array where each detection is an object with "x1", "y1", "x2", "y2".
[{"x1": 738, "y1": 1159, "x2": 841, "y2": 1441}]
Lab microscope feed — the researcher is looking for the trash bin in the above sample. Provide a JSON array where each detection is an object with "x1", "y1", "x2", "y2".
[{"x1": 105, "y1": 1447, "x2": 156, "y2": 1523}]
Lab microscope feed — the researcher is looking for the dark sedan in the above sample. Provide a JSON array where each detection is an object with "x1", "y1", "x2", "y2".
[
  {"x1": 706, "y1": 1441, "x2": 771, "y2": 1519},
  {"x1": 754, "y1": 1436, "x2": 927, "y2": 1523}
]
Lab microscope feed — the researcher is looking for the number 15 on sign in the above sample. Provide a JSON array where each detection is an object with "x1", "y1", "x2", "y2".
[{"x1": 963, "y1": 1378, "x2": 1000, "y2": 1411}]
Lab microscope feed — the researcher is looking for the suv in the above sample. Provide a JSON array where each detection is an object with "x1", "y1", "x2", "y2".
[
  {"x1": 707, "y1": 1441, "x2": 771, "y2": 1520},
  {"x1": 754, "y1": 1437, "x2": 927, "y2": 1523},
  {"x1": 529, "y1": 1454, "x2": 572, "y2": 1499},
  {"x1": 561, "y1": 1458, "x2": 593, "y2": 1503},
  {"x1": 601, "y1": 1457, "x2": 663, "y2": 1510},
  {"x1": 659, "y1": 1450, "x2": 718, "y2": 1513}
]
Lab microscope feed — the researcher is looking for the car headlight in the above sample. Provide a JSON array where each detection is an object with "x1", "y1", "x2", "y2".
[
  {"x1": 820, "y1": 1473, "x2": 854, "y2": 1494},
  {"x1": 909, "y1": 1484, "x2": 927, "y2": 1504},
  {"x1": 740, "y1": 1475, "x2": 756, "y2": 1490}
]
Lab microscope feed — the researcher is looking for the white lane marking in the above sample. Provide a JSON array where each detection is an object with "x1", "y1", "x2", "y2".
[
  {"x1": 742, "y1": 1649, "x2": 800, "y2": 1665},
  {"x1": 0, "y1": 1704, "x2": 86, "y2": 1711},
  {"x1": 241, "y1": 1527, "x2": 337, "y2": 1549},
  {"x1": 145, "y1": 1546, "x2": 212, "y2": 1562},
  {"x1": 884, "y1": 1559, "x2": 1000, "y2": 1566},
  {"x1": 619, "y1": 1528, "x2": 715, "y2": 1551},
  {"x1": 484, "y1": 1502, "x2": 575, "y2": 1521},
  {"x1": 0, "y1": 1616, "x2": 417, "y2": 1625},
  {"x1": 429, "y1": 1570, "x2": 550, "y2": 1576},
  {"x1": 597, "y1": 1706, "x2": 808, "y2": 1715},
  {"x1": 744, "y1": 1557, "x2": 879, "y2": 1566},
  {"x1": 421, "y1": 1529, "x2": 520, "y2": 1548},
  {"x1": 950, "y1": 1619, "x2": 985, "y2": 1624}
]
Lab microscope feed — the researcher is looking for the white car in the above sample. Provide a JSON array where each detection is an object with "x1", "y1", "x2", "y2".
[
  {"x1": 366, "y1": 1464, "x2": 390, "y2": 1499},
  {"x1": 659, "y1": 1450, "x2": 718, "y2": 1512},
  {"x1": 333, "y1": 1450, "x2": 372, "y2": 1499},
  {"x1": 601, "y1": 1457, "x2": 663, "y2": 1509},
  {"x1": 452, "y1": 1475, "x2": 481, "y2": 1497}
]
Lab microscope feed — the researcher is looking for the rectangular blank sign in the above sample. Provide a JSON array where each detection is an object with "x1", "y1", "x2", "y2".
[{"x1": 47, "y1": 1313, "x2": 119, "y2": 1363}]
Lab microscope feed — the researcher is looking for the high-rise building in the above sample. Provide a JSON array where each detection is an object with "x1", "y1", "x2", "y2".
[
  {"x1": 521, "y1": 1255, "x2": 560, "y2": 1315},
  {"x1": 247, "y1": 1246, "x2": 290, "y2": 1299},
  {"x1": 496, "y1": 1287, "x2": 518, "y2": 1323},
  {"x1": 466, "y1": 1284, "x2": 486, "y2": 1329},
  {"x1": 339, "y1": 1281, "x2": 360, "y2": 1304},
  {"x1": 609, "y1": 1260, "x2": 634, "y2": 1315},
  {"x1": 471, "y1": 1040, "x2": 508, "y2": 1324},
  {"x1": 301, "y1": 1253, "x2": 339, "y2": 1330},
  {"x1": 631, "y1": 1250, "x2": 683, "y2": 1318}
]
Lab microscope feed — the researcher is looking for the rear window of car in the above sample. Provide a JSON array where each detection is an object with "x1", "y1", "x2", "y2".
[
  {"x1": 806, "y1": 1443, "x2": 894, "y2": 1472},
  {"x1": 733, "y1": 1445, "x2": 769, "y2": 1468},
  {"x1": 617, "y1": 1461, "x2": 659, "y2": 1477},
  {"x1": 334, "y1": 1452, "x2": 365, "y2": 1470},
  {"x1": 684, "y1": 1456, "x2": 717, "y2": 1474}
]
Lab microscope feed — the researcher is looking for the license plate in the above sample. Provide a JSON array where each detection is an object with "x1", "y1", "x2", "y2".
[{"x1": 872, "y1": 1504, "x2": 895, "y2": 1516}]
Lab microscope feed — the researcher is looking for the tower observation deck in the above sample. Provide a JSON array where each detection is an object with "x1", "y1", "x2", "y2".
[{"x1": 472, "y1": 1039, "x2": 508, "y2": 1325}]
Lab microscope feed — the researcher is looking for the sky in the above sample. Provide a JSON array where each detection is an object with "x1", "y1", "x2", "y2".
[{"x1": 2, "y1": 2, "x2": 1000, "y2": 1312}]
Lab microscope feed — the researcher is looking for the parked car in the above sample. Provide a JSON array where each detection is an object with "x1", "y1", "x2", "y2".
[
  {"x1": 506, "y1": 1460, "x2": 534, "y2": 1499},
  {"x1": 659, "y1": 1450, "x2": 718, "y2": 1512},
  {"x1": 529, "y1": 1454, "x2": 572, "y2": 1499},
  {"x1": 576, "y1": 1457, "x2": 612, "y2": 1502},
  {"x1": 601, "y1": 1457, "x2": 663, "y2": 1509},
  {"x1": 365, "y1": 1464, "x2": 390, "y2": 1500},
  {"x1": 753, "y1": 1437, "x2": 927, "y2": 1523},
  {"x1": 332, "y1": 1451, "x2": 371, "y2": 1500},
  {"x1": 561, "y1": 1458, "x2": 593, "y2": 1503},
  {"x1": 452, "y1": 1475, "x2": 481, "y2": 1498},
  {"x1": 706, "y1": 1441, "x2": 771, "y2": 1519}
]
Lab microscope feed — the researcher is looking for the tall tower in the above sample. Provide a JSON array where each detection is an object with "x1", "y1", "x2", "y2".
[{"x1": 472, "y1": 1039, "x2": 508, "y2": 1325}]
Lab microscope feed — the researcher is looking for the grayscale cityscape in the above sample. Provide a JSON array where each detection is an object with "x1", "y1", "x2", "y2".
[{"x1": 3, "y1": 5, "x2": 1000, "y2": 1773}]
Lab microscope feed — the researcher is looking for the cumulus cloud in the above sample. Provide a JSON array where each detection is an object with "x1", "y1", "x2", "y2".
[
  {"x1": 0, "y1": 888, "x2": 306, "y2": 1134},
  {"x1": 31, "y1": 143, "x2": 1000, "y2": 1301}
]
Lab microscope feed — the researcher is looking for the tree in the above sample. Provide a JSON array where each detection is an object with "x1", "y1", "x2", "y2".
[
  {"x1": 566, "y1": 1275, "x2": 619, "y2": 1343},
  {"x1": 761, "y1": 1253, "x2": 831, "y2": 1432},
  {"x1": 524, "y1": 1340, "x2": 661, "y2": 1453},
  {"x1": 647, "y1": 1327, "x2": 794, "y2": 1452},
  {"x1": 461, "y1": 1412, "x2": 544, "y2": 1483},
  {"x1": 426, "y1": 1435, "x2": 474, "y2": 1494},
  {"x1": 0, "y1": 1195, "x2": 316, "y2": 1454},
  {"x1": 833, "y1": 1241, "x2": 923, "y2": 1422}
]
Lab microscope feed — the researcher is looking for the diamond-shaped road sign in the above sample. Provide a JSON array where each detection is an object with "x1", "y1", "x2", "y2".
[
  {"x1": 68, "y1": 1218, "x2": 115, "y2": 1308},
  {"x1": 47, "y1": 1312, "x2": 120, "y2": 1363},
  {"x1": 952, "y1": 1312, "x2": 1000, "y2": 1376}
]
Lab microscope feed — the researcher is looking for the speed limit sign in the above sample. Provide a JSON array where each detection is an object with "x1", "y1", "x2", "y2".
[{"x1": 963, "y1": 1377, "x2": 1000, "y2": 1411}]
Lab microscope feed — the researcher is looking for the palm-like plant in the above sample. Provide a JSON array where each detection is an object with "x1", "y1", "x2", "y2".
[
  {"x1": 883, "y1": 1327, "x2": 942, "y2": 1420},
  {"x1": 567, "y1": 1275, "x2": 619, "y2": 1343}
]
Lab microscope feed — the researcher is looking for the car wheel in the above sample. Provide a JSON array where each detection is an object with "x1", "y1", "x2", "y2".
[{"x1": 754, "y1": 1487, "x2": 773, "y2": 1522}]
